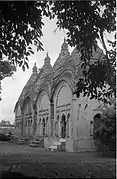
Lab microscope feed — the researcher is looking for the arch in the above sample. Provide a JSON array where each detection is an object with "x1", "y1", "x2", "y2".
[
  {"x1": 21, "y1": 96, "x2": 33, "y2": 111},
  {"x1": 35, "y1": 81, "x2": 51, "y2": 105},
  {"x1": 58, "y1": 69, "x2": 75, "y2": 87},
  {"x1": 51, "y1": 79, "x2": 73, "y2": 102},
  {"x1": 56, "y1": 83, "x2": 72, "y2": 107},
  {"x1": 93, "y1": 113, "x2": 102, "y2": 133},
  {"x1": 94, "y1": 113, "x2": 102, "y2": 119},
  {"x1": 59, "y1": 69, "x2": 74, "y2": 80},
  {"x1": 40, "y1": 80, "x2": 51, "y2": 94},
  {"x1": 36, "y1": 90, "x2": 50, "y2": 109}
]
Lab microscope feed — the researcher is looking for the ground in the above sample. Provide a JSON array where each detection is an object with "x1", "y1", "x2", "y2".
[{"x1": 0, "y1": 142, "x2": 115, "y2": 178}]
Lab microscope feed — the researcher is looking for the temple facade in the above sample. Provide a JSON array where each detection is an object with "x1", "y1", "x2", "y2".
[{"x1": 14, "y1": 39, "x2": 104, "y2": 152}]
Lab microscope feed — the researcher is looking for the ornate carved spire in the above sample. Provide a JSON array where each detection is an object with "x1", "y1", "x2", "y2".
[
  {"x1": 32, "y1": 63, "x2": 37, "y2": 74},
  {"x1": 60, "y1": 38, "x2": 70, "y2": 56},
  {"x1": 43, "y1": 52, "x2": 52, "y2": 74},
  {"x1": 61, "y1": 38, "x2": 68, "y2": 51},
  {"x1": 44, "y1": 52, "x2": 50, "y2": 63},
  {"x1": 53, "y1": 38, "x2": 70, "y2": 70}
]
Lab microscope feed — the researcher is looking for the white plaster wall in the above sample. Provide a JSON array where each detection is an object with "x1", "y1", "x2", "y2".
[
  {"x1": 76, "y1": 96, "x2": 100, "y2": 139},
  {"x1": 73, "y1": 94, "x2": 100, "y2": 151}
]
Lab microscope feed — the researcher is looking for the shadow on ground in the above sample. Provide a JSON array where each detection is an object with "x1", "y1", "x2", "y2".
[{"x1": 0, "y1": 171, "x2": 38, "y2": 179}]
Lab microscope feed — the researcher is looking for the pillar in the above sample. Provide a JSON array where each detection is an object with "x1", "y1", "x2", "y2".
[
  {"x1": 71, "y1": 94, "x2": 77, "y2": 140},
  {"x1": 50, "y1": 102, "x2": 54, "y2": 137},
  {"x1": 21, "y1": 110, "x2": 24, "y2": 138},
  {"x1": 58, "y1": 116, "x2": 61, "y2": 137},
  {"x1": 33, "y1": 104, "x2": 37, "y2": 137}
]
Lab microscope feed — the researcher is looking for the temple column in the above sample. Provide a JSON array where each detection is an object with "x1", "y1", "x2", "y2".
[
  {"x1": 40, "y1": 123, "x2": 42, "y2": 136},
  {"x1": 33, "y1": 104, "x2": 37, "y2": 137},
  {"x1": 50, "y1": 102, "x2": 54, "y2": 137},
  {"x1": 58, "y1": 116, "x2": 61, "y2": 137},
  {"x1": 21, "y1": 110, "x2": 24, "y2": 138},
  {"x1": 69, "y1": 118, "x2": 72, "y2": 137},
  {"x1": 71, "y1": 94, "x2": 77, "y2": 140}
]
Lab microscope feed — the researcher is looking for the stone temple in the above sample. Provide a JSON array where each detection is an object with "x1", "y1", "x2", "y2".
[{"x1": 14, "y1": 38, "x2": 105, "y2": 152}]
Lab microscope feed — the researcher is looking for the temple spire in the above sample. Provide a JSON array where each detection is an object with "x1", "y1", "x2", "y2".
[
  {"x1": 61, "y1": 37, "x2": 68, "y2": 51},
  {"x1": 60, "y1": 38, "x2": 70, "y2": 56},
  {"x1": 43, "y1": 52, "x2": 52, "y2": 74},
  {"x1": 32, "y1": 62, "x2": 37, "y2": 74}
]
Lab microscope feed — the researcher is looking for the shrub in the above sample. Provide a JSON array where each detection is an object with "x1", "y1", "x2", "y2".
[
  {"x1": 0, "y1": 132, "x2": 14, "y2": 141},
  {"x1": 94, "y1": 102, "x2": 116, "y2": 152}
]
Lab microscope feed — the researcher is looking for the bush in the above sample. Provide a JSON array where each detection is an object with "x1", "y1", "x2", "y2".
[
  {"x1": 0, "y1": 132, "x2": 14, "y2": 141},
  {"x1": 94, "y1": 103, "x2": 116, "y2": 152}
]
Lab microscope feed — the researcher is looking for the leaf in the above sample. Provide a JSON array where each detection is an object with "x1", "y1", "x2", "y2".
[
  {"x1": 22, "y1": 65, "x2": 25, "y2": 71},
  {"x1": 24, "y1": 61, "x2": 29, "y2": 69}
]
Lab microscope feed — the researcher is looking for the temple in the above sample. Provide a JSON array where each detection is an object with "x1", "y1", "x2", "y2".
[{"x1": 14, "y1": 38, "x2": 105, "y2": 152}]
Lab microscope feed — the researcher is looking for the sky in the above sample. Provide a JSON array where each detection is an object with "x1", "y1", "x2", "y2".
[{"x1": 0, "y1": 16, "x2": 114, "y2": 124}]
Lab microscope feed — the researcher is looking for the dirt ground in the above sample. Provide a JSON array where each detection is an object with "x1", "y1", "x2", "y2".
[{"x1": 0, "y1": 142, "x2": 116, "y2": 178}]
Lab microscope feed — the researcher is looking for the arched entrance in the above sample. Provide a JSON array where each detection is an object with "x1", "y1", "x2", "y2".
[
  {"x1": 61, "y1": 114, "x2": 66, "y2": 138},
  {"x1": 93, "y1": 113, "x2": 102, "y2": 136}
]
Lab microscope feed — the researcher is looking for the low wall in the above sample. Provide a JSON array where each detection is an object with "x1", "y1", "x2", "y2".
[
  {"x1": 66, "y1": 138, "x2": 74, "y2": 152},
  {"x1": 73, "y1": 137, "x2": 96, "y2": 152},
  {"x1": 44, "y1": 137, "x2": 53, "y2": 148}
]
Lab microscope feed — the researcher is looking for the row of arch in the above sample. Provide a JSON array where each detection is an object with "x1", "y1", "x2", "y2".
[
  {"x1": 15, "y1": 77, "x2": 74, "y2": 112},
  {"x1": 15, "y1": 79, "x2": 73, "y2": 138},
  {"x1": 36, "y1": 113, "x2": 71, "y2": 138},
  {"x1": 55, "y1": 113, "x2": 71, "y2": 138}
]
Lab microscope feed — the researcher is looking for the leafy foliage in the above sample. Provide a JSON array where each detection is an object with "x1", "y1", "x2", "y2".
[
  {"x1": 0, "y1": 60, "x2": 16, "y2": 80},
  {"x1": 94, "y1": 101, "x2": 116, "y2": 151},
  {"x1": 0, "y1": 1, "x2": 49, "y2": 78},
  {"x1": 49, "y1": 1, "x2": 116, "y2": 102},
  {"x1": 0, "y1": 132, "x2": 14, "y2": 141},
  {"x1": 0, "y1": 1, "x2": 116, "y2": 102}
]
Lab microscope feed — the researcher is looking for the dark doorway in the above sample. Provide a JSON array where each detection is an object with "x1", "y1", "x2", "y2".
[
  {"x1": 61, "y1": 114, "x2": 66, "y2": 138},
  {"x1": 42, "y1": 118, "x2": 45, "y2": 136}
]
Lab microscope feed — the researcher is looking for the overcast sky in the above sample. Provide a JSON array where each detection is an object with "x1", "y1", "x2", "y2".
[{"x1": 0, "y1": 16, "x2": 114, "y2": 124}]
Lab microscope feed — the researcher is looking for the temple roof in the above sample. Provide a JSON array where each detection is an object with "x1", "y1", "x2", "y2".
[{"x1": 53, "y1": 38, "x2": 70, "y2": 70}]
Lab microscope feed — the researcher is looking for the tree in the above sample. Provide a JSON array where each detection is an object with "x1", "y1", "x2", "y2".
[
  {"x1": 48, "y1": 0, "x2": 116, "y2": 103},
  {"x1": 0, "y1": 1, "x2": 116, "y2": 102},
  {"x1": 0, "y1": 1, "x2": 48, "y2": 80}
]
